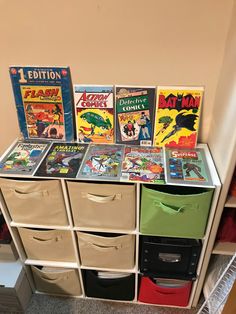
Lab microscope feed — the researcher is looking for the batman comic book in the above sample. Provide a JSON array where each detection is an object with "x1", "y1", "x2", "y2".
[
  {"x1": 74, "y1": 85, "x2": 114, "y2": 144},
  {"x1": 0, "y1": 140, "x2": 50, "y2": 175},
  {"x1": 78, "y1": 144, "x2": 124, "y2": 180},
  {"x1": 115, "y1": 86, "x2": 156, "y2": 146},
  {"x1": 9, "y1": 66, "x2": 74, "y2": 141},
  {"x1": 35, "y1": 142, "x2": 88, "y2": 178},
  {"x1": 165, "y1": 147, "x2": 213, "y2": 187},
  {"x1": 153, "y1": 86, "x2": 204, "y2": 148},
  {"x1": 121, "y1": 146, "x2": 165, "y2": 184}
]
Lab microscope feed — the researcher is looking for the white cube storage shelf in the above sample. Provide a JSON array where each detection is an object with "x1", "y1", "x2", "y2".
[{"x1": 0, "y1": 144, "x2": 221, "y2": 308}]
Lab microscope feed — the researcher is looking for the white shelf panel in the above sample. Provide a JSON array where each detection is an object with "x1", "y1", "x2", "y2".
[
  {"x1": 80, "y1": 265, "x2": 137, "y2": 273},
  {"x1": 74, "y1": 226, "x2": 137, "y2": 234},
  {"x1": 212, "y1": 242, "x2": 236, "y2": 255},
  {"x1": 25, "y1": 259, "x2": 78, "y2": 268},
  {"x1": 225, "y1": 195, "x2": 236, "y2": 208},
  {"x1": 10, "y1": 221, "x2": 70, "y2": 230},
  {"x1": 0, "y1": 259, "x2": 22, "y2": 287}
]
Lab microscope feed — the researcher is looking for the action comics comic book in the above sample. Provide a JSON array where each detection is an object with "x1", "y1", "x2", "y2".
[
  {"x1": 115, "y1": 86, "x2": 156, "y2": 146},
  {"x1": 78, "y1": 144, "x2": 124, "y2": 180},
  {"x1": 74, "y1": 85, "x2": 114, "y2": 143},
  {"x1": 35, "y1": 142, "x2": 88, "y2": 178},
  {"x1": 9, "y1": 66, "x2": 74, "y2": 141},
  {"x1": 0, "y1": 140, "x2": 50, "y2": 175},
  {"x1": 121, "y1": 146, "x2": 165, "y2": 184},
  {"x1": 153, "y1": 86, "x2": 204, "y2": 148},
  {"x1": 165, "y1": 147, "x2": 213, "y2": 186}
]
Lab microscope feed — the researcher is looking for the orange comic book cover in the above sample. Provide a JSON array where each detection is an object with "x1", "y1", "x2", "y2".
[
  {"x1": 153, "y1": 86, "x2": 204, "y2": 148},
  {"x1": 74, "y1": 85, "x2": 114, "y2": 144},
  {"x1": 21, "y1": 85, "x2": 65, "y2": 140}
]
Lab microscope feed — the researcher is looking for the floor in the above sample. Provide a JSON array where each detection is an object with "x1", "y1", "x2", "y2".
[{"x1": 25, "y1": 294, "x2": 204, "y2": 314}]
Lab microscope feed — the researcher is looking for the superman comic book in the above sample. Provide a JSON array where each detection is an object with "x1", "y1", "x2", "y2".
[
  {"x1": 74, "y1": 85, "x2": 114, "y2": 144},
  {"x1": 9, "y1": 66, "x2": 74, "y2": 141},
  {"x1": 115, "y1": 86, "x2": 155, "y2": 146},
  {"x1": 153, "y1": 86, "x2": 204, "y2": 148}
]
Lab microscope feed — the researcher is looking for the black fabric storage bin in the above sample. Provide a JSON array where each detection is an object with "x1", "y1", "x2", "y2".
[{"x1": 83, "y1": 270, "x2": 135, "y2": 301}]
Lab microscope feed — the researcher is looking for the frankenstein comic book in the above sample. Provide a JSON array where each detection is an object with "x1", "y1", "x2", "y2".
[
  {"x1": 35, "y1": 142, "x2": 88, "y2": 178},
  {"x1": 9, "y1": 66, "x2": 74, "y2": 141},
  {"x1": 74, "y1": 85, "x2": 114, "y2": 143},
  {"x1": 165, "y1": 147, "x2": 213, "y2": 186},
  {"x1": 0, "y1": 140, "x2": 50, "y2": 175},
  {"x1": 153, "y1": 86, "x2": 204, "y2": 148},
  {"x1": 115, "y1": 86, "x2": 155, "y2": 146},
  {"x1": 78, "y1": 144, "x2": 124, "y2": 180},
  {"x1": 121, "y1": 146, "x2": 165, "y2": 184}
]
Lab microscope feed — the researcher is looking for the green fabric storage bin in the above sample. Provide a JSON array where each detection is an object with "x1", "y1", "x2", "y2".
[{"x1": 140, "y1": 185, "x2": 214, "y2": 238}]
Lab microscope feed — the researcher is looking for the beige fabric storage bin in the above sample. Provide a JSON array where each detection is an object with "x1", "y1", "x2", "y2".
[
  {"x1": 0, "y1": 179, "x2": 68, "y2": 226},
  {"x1": 31, "y1": 266, "x2": 82, "y2": 296},
  {"x1": 67, "y1": 182, "x2": 136, "y2": 230},
  {"x1": 18, "y1": 228, "x2": 76, "y2": 262},
  {"x1": 77, "y1": 232, "x2": 135, "y2": 269}
]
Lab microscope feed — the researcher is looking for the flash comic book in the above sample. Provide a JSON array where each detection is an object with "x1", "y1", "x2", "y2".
[
  {"x1": 9, "y1": 66, "x2": 74, "y2": 141},
  {"x1": 153, "y1": 86, "x2": 204, "y2": 148},
  {"x1": 121, "y1": 146, "x2": 165, "y2": 184},
  {"x1": 115, "y1": 86, "x2": 155, "y2": 146},
  {"x1": 74, "y1": 85, "x2": 114, "y2": 144},
  {"x1": 35, "y1": 142, "x2": 88, "y2": 178},
  {"x1": 78, "y1": 144, "x2": 124, "y2": 180},
  {"x1": 165, "y1": 147, "x2": 213, "y2": 186},
  {"x1": 0, "y1": 140, "x2": 50, "y2": 175}
]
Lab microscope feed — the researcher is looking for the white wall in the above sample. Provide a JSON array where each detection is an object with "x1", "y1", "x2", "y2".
[{"x1": 0, "y1": 0, "x2": 233, "y2": 154}]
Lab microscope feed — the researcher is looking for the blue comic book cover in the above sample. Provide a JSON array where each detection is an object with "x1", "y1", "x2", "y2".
[{"x1": 9, "y1": 66, "x2": 75, "y2": 141}]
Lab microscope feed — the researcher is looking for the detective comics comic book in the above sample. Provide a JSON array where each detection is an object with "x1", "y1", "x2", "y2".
[
  {"x1": 153, "y1": 86, "x2": 204, "y2": 148},
  {"x1": 78, "y1": 144, "x2": 124, "y2": 180},
  {"x1": 0, "y1": 140, "x2": 50, "y2": 175},
  {"x1": 121, "y1": 146, "x2": 165, "y2": 184},
  {"x1": 165, "y1": 147, "x2": 213, "y2": 186},
  {"x1": 74, "y1": 85, "x2": 114, "y2": 143},
  {"x1": 35, "y1": 142, "x2": 88, "y2": 178},
  {"x1": 9, "y1": 66, "x2": 74, "y2": 141},
  {"x1": 115, "y1": 86, "x2": 155, "y2": 146}
]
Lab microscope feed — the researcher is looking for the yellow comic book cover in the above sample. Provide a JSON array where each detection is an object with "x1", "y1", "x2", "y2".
[{"x1": 153, "y1": 86, "x2": 204, "y2": 148}]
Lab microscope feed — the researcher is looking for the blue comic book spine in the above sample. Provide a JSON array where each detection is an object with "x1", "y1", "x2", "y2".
[{"x1": 9, "y1": 66, "x2": 75, "y2": 141}]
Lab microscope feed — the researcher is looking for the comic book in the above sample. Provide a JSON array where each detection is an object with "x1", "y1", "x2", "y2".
[
  {"x1": 9, "y1": 66, "x2": 74, "y2": 141},
  {"x1": 78, "y1": 144, "x2": 124, "y2": 180},
  {"x1": 121, "y1": 146, "x2": 165, "y2": 184},
  {"x1": 153, "y1": 86, "x2": 204, "y2": 148},
  {"x1": 35, "y1": 142, "x2": 88, "y2": 178},
  {"x1": 165, "y1": 147, "x2": 213, "y2": 186},
  {"x1": 0, "y1": 140, "x2": 50, "y2": 175},
  {"x1": 74, "y1": 85, "x2": 114, "y2": 143},
  {"x1": 115, "y1": 86, "x2": 155, "y2": 146}
]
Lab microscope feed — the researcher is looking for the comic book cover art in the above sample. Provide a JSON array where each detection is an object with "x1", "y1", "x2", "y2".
[
  {"x1": 154, "y1": 86, "x2": 204, "y2": 148},
  {"x1": 115, "y1": 86, "x2": 155, "y2": 146},
  {"x1": 35, "y1": 142, "x2": 88, "y2": 178},
  {"x1": 0, "y1": 141, "x2": 50, "y2": 175},
  {"x1": 9, "y1": 66, "x2": 74, "y2": 141},
  {"x1": 78, "y1": 144, "x2": 124, "y2": 180},
  {"x1": 165, "y1": 147, "x2": 213, "y2": 186},
  {"x1": 74, "y1": 85, "x2": 114, "y2": 143},
  {"x1": 121, "y1": 146, "x2": 165, "y2": 184}
]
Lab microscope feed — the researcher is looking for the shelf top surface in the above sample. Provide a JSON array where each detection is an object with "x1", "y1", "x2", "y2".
[{"x1": 0, "y1": 259, "x2": 22, "y2": 288}]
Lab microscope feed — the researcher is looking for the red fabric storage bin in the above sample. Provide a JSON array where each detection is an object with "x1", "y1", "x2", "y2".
[
  {"x1": 216, "y1": 208, "x2": 236, "y2": 242},
  {"x1": 138, "y1": 276, "x2": 192, "y2": 306}
]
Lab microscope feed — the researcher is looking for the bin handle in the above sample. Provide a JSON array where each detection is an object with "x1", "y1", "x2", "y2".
[
  {"x1": 32, "y1": 236, "x2": 57, "y2": 243},
  {"x1": 81, "y1": 192, "x2": 121, "y2": 203},
  {"x1": 87, "y1": 242, "x2": 122, "y2": 251},
  {"x1": 10, "y1": 189, "x2": 49, "y2": 199},
  {"x1": 155, "y1": 201, "x2": 185, "y2": 214},
  {"x1": 41, "y1": 276, "x2": 65, "y2": 282}
]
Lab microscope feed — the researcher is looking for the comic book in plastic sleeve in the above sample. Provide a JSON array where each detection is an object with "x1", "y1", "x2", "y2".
[
  {"x1": 35, "y1": 142, "x2": 88, "y2": 178},
  {"x1": 9, "y1": 66, "x2": 75, "y2": 141},
  {"x1": 153, "y1": 86, "x2": 204, "y2": 148},
  {"x1": 74, "y1": 85, "x2": 114, "y2": 144},
  {"x1": 0, "y1": 140, "x2": 50, "y2": 175},
  {"x1": 121, "y1": 146, "x2": 165, "y2": 184},
  {"x1": 115, "y1": 86, "x2": 155, "y2": 146},
  {"x1": 165, "y1": 147, "x2": 213, "y2": 186},
  {"x1": 78, "y1": 144, "x2": 124, "y2": 180}
]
